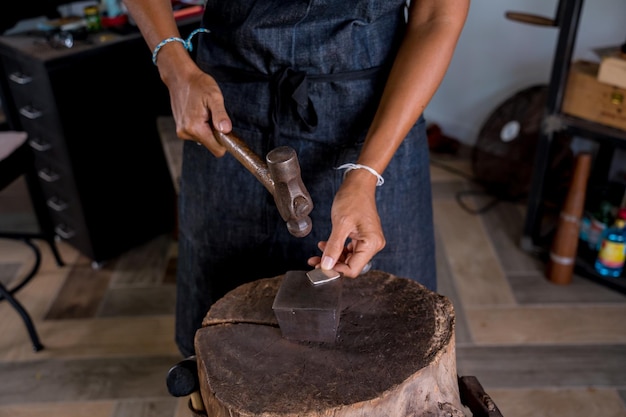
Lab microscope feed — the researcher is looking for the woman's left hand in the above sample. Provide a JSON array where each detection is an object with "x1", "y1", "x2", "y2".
[{"x1": 307, "y1": 169, "x2": 385, "y2": 278}]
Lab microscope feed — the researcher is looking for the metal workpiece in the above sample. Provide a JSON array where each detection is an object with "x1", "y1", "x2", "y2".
[
  {"x1": 272, "y1": 270, "x2": 343, "y2": 344},
  {"x1": 213, "y1": 129, "x2": 314, "y2": 238}
]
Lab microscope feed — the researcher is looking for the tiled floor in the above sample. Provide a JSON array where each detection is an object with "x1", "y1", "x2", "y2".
[{"x1": 0, "y1": 151, "x2": 625, "y2": 417}]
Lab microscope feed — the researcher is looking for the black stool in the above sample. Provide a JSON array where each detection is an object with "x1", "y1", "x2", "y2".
[{"x1": 0, "y1": 131, "x2": 64, "y2": 351}]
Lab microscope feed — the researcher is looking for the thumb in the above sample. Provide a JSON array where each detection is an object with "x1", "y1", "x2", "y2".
[{"x1": 320, "y1": 231, "x2": 346, "y2": 270}]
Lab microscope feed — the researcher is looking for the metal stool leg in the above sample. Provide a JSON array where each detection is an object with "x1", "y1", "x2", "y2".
[
  {"x1": 0, "y1": 237, "x2": 45, "y2": 351},
  {"x1": 0, "y1": 281, "x2": 44, "y2": 351},
  {"x1": 43, "y1": 237, "x2": 64, "y2": 267}
]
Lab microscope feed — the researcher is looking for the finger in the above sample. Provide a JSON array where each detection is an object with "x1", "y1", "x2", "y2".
[
  {"x1": 307, "y1": 256, "x2": 321, "y2": 267},
  {"x1": 186, "y1": 124, "x2": 227, "y2": 157},
  {"x1": 320, "y1": 229, "x2": 350, "y2": 271},
  {"x1": 333, "y1": 251, "x2": 371, "y2": 278},
  {"x1": 212, "y1": 110, "x2": 232, "y2": 134},
  {"x1": 194, "y1": 114, "x2": 232, "y2": 157}
]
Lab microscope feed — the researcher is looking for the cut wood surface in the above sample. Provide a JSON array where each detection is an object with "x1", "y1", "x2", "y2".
[{"x1": 195, "y1": 270, "x2": 467, "y2": 417}]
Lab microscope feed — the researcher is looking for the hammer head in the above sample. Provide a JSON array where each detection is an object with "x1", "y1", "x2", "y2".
[
  {"x1": 266, "y1": 147, "x2": 314, "y2": 238},
  {"x1": 272, "y1": 270, "x2": 343, "y2": 344}
]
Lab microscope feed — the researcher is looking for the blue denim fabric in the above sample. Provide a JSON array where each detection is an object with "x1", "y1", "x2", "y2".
[{"x1": 176, "y1": 0, "x2": 435, "y2": 357}]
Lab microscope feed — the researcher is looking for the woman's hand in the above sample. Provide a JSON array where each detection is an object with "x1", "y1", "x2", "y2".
[
  {"x1": 162, "y1": 60, "x2": 232, "y2": 157},
  {"x1": 121, "y1": 0, "x2": 233, "y2": 157},
  {"x1": 307, "y1": 169, "x2": 386, "y2": 277}
]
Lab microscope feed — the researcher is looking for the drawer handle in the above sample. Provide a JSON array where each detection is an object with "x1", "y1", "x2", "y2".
[
  {"x1": 8, "y1": 71, "x2": 33, "y2": 85},
  {"x1": 47, "y1": 196, "x2": 68, "y2": 212},
  {"x1": 19, "y1": 105, "x2": 43, "y2": 120},
  {"x1": 38, "y1": 168, "x2": 60, "y2": 182},
  {"x1": 29, "y1": 138, "x2": 52, "y2": 152},
  {"x1": 54, "y1": 224, "x2": 75, "y2": 239}
]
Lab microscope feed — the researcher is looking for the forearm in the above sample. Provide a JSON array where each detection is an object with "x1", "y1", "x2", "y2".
[
  {"x1": 354, "y1": 1, "x2": 469, "y2": 180},
  {"x1": 122, "y1": 0, "x2": 198, "y2": 84}
]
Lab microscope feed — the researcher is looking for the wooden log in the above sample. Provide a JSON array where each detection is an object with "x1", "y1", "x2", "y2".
[
  {"x1": 195, "y1": 270, "x2": 468, "y2": 417},
  {"x1": 547, "y1": 152, "x2": 592, "y2": 284}
]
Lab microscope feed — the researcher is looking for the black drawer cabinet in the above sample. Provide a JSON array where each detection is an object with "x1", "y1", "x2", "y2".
[{"x1": 0, "y1": 29, "x2": 179, "y2": 264}]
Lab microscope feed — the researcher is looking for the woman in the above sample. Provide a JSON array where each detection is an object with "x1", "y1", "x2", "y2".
[{"x1": 122, "y1": 0, "x2": 469, "y2": 357}]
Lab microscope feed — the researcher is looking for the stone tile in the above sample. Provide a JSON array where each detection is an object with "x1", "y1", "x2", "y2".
[
  {"x1": 0, "y1": 238, "x2": 38, "y2": 263},
  {"x1": 110, "y1": 235, "x2": 174, "y2": 287},
  {"x1": 0, "y1": 261, "x2": 68, "y2": 353},
  {"x1": 435, "y1": 230, "x2": 472, "y2": 345},
  {"x1": 112, "y1": 399, "x2": 178, "y2": 417},
  {"x1": 16, "y1": 270, "x2": 72, "y2": 319},
  {"x1": 481, "y1": 201, "x2": 544, "y2": 273},
  {"x1": 0, "y1": 356, "x2": 180, "y2": 405},
  {"x1": 431, "y1": 179, "x2": 484, "y2": 200},
  {"x1": 487, "y1": 388, "x2": 626, "y2": 417},
  {"x1": 0, "y1": 263, "x2": 20, "y2": 286},
  {"x1": 429, "y1": 156, "x2": 474, "y2": 183},
  {"x1": 98, "y1": 286, "x2": 176, "y2": 317},
  {"x1": 465, "y1": 306, "x2": 626, "y2": 345},
  {"x1": 508, "y1": 271, "x2": 626, "y2": 304},
  {"x1": 457, "y1": 345, "x2": 626, "y2": 389},
  {"x1": 0, "y1": 316, "x2": 179, "y2": 362},
  {"x1": 45, "y1": 256, "x2": 112, "y2": 320},
  {"x1": 0, "y1": 401, "x2": 115, "y2": 417},
  {"x1": 433, "y1": 199, "x2": 516, "y2": 307},
  {"x1": 0, "y1": 303, "x2": 35, "y2": 356}
]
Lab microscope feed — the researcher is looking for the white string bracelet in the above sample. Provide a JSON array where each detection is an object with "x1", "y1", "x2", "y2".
[
  {"x1": 336, "y1": 163, "x2": 384, "y2": 186},
  {"x1": 152, "y1": 28, "x2": 211, "y2": 65}
]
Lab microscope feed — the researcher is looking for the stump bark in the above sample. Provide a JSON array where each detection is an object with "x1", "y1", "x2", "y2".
[{"x1": 195, "y1": 270, "x2": 468, "y2": 417}]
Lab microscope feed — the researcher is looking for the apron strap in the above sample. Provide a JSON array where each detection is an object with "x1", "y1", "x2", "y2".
[{"x1": 207, "y1": 65, "x2": 382, "y2": 140}]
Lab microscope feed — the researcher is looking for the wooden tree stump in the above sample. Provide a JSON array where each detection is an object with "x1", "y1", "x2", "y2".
[{"x1": 195, "y1": 270, "x2": 468, "y2": 417}]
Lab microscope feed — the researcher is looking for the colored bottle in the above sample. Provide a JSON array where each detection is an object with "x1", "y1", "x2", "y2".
[
  {"x1": 594, "y1": 218, "x2": 626, "y2": 278},
  {"x1": 588, "y1": 201, "x2": 614, "y2": 250}
]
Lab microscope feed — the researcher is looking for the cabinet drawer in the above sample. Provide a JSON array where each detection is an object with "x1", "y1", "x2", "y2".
[
  {"x1": 43, "y1": 190, "x2": 88, "y2": 247},
  {"x1": 1, "y1": 55, "x2": 47, "y2": 92},
  {"x1": 2, "y1": 57, "x2": 65, "y2": 138},
  {"x1": 41, "y1": 186, "x2": 79, "y2": 218},
  {"x1": 48, "y1": 210, "x2": 90, "y2": 257},
  {"x1": 15, "y1": 102, "x2": 64, "y2": 143},
  {"x1": 33, "y1": 155, "x2": 73, "y2": 189},
  {"x1": 3, "y1": 56, "x2": 50, "y2": 107},
  {"x1": 27, "y1": 133, "x2": 68, "y2": 164}
]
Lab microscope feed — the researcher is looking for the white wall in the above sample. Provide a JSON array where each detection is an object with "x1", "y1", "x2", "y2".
[{"x1": 426, "y1": 0, "x2": 626, "y2": 145}]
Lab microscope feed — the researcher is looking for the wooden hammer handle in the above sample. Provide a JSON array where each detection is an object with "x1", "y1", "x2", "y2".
[
  {"x1": 213, "y1": 129, "x2": 274, "y2": 194},
  {"x1": 505, "y1": 11, "x2": 556, "y2": 26}
]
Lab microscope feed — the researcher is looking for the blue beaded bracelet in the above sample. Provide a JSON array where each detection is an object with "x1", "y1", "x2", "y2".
[{"x1": 152, "y1": 28, "x2": 211, "y2": 65}]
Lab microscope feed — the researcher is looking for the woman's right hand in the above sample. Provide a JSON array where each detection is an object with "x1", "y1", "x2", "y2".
[
  {"x1": 162, "y1": 58, "x2": 233, "y2": 157},
  {"x1": 121, "y1": 0, "x2": 232, "y2": 156}
]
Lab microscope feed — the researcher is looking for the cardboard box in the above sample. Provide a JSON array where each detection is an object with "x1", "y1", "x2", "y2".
[
  {"x1": 562, "y1": 60, "x2": 626, "y2": 132},
  {"x1": 598, "y1": 56, "x2": 626, "y2": 89}
]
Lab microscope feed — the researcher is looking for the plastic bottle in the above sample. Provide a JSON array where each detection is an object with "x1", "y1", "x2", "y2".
[
  {"x1": 587, "y1": 201, "x2": 614, "y2": 250},
  {"x1": 594, "y1": 218, "x2": 626, "y2": 277}
]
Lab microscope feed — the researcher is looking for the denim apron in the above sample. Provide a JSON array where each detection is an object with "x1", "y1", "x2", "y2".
[{"x1": 176, "y1": 0, "x2": 436, "y2": 356}]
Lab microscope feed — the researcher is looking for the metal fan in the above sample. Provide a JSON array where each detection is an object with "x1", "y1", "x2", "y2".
[{"x1": 472, "y1": 84, "x2": 573, "y2": 203}]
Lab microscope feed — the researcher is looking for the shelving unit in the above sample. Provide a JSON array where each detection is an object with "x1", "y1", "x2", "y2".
[{"x1": 519, "y1": 0, "x2": 626, "y2": 293}]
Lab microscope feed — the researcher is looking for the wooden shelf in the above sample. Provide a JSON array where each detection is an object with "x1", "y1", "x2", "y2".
[{"x1": 521, "y1": 0, "x2": 626, "y2": 296}]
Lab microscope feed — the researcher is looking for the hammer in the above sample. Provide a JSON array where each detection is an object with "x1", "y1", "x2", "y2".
[{"x1": 213, "y1": 129, "x2": 314, "y2": 238}]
